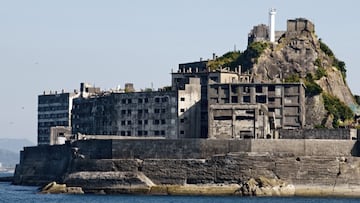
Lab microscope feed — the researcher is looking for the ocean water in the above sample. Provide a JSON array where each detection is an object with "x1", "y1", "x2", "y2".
[{"x1": 1, "y1": 181, "x2": 360, "y2": 203}]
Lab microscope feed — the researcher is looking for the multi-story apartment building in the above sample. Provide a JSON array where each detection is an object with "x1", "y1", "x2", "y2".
[
  {"x1": 71, "y1": 90, "x2": 179, "y2": 139},
  {"x1": 37, "y1": 91, "x2": 79, "y2": 145},
  {"x1": 37, "y1": 83, "x2": 100, "y2": 145},
  {"x1": 171, "y1": 59, "x2": 241, "y2": 138},
  {"x1": 208, "y1": 82, "x2": 306, "y2": 139}
]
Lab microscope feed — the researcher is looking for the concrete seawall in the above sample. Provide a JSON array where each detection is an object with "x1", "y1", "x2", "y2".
[{"x1": 13, "y1": 139, "x2": 360, "y2": 196}]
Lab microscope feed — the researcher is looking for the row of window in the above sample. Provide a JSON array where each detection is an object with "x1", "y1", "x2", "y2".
[
  {"x1": 38, "y1": 106, "x2": 69, "y2": 111},
  {"x1": 38, "y1": 129, "x2": 50, "y2": 134},
  {"x1": 38, "y1": 113, "x2": 68, "y2": 119},
  {"x1": 212, "y1": 95, "x2": 285, "y2": 104},
  {"x1": 38, "y1": 121, "x2": 68, "y2": 127},
  {"x1": 121, "y1": 119, "x2": 166, "y2": 126},
  {"x1": 121, "y1": 97, "x2": 169, "y2": 104},
  {"x1": 121, "y1": 108, "x2": 167, "y2": 115},
  {"x1": 216, "y1": 85, "x2": 299, "y2": 95},
  {"x1": 38, "y1": 98, "x2": 68, "y2": 104},
  {"x1": 119, "y1": 130, "x2": 166, "y2": 136}
]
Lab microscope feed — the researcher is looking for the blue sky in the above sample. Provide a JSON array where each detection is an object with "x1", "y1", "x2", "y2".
[{"x1": 1, "y1": 0, "x2": 360, "y2": 143}]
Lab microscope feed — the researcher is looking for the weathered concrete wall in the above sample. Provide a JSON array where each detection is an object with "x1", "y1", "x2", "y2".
[
  {"x1": 13, "y1": 139, "x2": 360, "y2": 187},
  {"x1": 64, "y1": 153, "x2": 360, "y2": 189},
  {"x1": 251, "y1": 139, "x2": 357, "y2": 156},
  {"x1": 13, "y1": 144, "x2": 72, "y2": 185},
  {"x1": 111, "y1": 139, "x2": 251, "y2": 159},
  {"x1": 279, "y1": 129, "x2": 356, "y2": 140},
  {"x1": 73, "y1": 140, "x2": 112, "y2": 159}
]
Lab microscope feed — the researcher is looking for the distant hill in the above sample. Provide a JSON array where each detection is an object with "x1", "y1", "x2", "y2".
[
  {"x1": 0, "y1": 138, "x2": 35, "y2": 168},
  {"x1": 0, "y1": 149, "x2": 19, "y2": 168},
  {"x1": 0, "y1": 138, "x2": 35, "y2": 154}
]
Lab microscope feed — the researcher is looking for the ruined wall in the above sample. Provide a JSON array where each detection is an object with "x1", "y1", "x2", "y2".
[
  {"x1": 111, "y1": 139, "x2": 251, "y2": 159},
  {"x1": 251, "y1": 139, "x2": 357, "y2": 156},
  {"x1": 287, "y1": 18, "x2": 315, "y2": 34},
  {"x1": 13, "y1": 144, "x2": 72, "y2": 185},
  {"x1": 248, "y1": 24, "x2": 269, "y2": 45},
  {"x1": 279, "y1": 129, "x2": 356, "y2": 140}
]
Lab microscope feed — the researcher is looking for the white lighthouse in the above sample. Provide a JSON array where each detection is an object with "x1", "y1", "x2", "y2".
[{"x1": 269, "y1": 8, "x2": 276, "y2": 43}]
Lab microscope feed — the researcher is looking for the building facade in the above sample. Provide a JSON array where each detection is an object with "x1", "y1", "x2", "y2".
[
  {"x1": 72, "y1": 90, "x2": 179, "y2": 139},
  {"x1": 37, "y1": 91, "x2": 79, "y2": 145},
  {"x1": 37, "y1": 83, "x2": 100, "y2": 145},
  {"x1": 177, "y1": 78, "x2": 201, "y2": 138},
  {"x1": 208, "y1": 82, "x2": 306, "y2": 139},
  {"x1": 171, "y1": 60, "x2": 241, "y2": 138}
]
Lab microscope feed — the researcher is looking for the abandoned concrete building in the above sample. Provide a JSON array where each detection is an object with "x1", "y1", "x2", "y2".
[
  {"x1": 38, "y1": 63, "x2": 306, "y2": 145},
  {"x1": 37, "y1": 17, "x2": 312, "y2": 145},
  {"x1": 37, "y1": 83, "x2": 101, "y2": 145},
  {"x1": 69, "y1": 78, "x2": 203, "y2": 140},
  {"x1": 248, "y1": 18, "x2": 313, "y2": 45},
  {"x1": 37, "y1": 91, "x2": 79, "y2": 145},
  {"x1": 172, "y1": 59, "x2": 241, "y2": 138},
  {"x1": 71, "y1": 90, "x2": 179, "y2": 139},
  {"x1": 208, "y1": 82, "x2": 306, "y2": 139}
]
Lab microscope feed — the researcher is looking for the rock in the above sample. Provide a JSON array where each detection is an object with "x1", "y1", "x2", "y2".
[
  {"x1": 151, "y1": 184, "x2": 240, "y2": 196},
  {"x1": 40, "y1": 181, "x2": 84, "y2": 194},
  {"x1": 239, "y1": 176, "x2": 294, "y2": 197},
  {"x1": 252, "y1": 27, "x2": 357, "y2": 124},
  {"x1": 65, "y1": 187, "x2": 85, "y2": 194},
  {"x1": 279, "y1": 184, "x2": 295, "y2": 196},
  {"x1": 63, "y1": 171, "x2": 154, "y2": 194}
]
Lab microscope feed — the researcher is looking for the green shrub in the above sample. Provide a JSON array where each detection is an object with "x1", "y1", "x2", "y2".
[
  {"x1": 319, "y1": 40, "x2": 347, "y2": 79},
  {"x1": 314, "y1": 124, "x2": 326, "y2": 129},
  {"x1": 314, "y1": 58, "x2": 322, "y2": 67},
  {"x1": 207, "y1": 51, "x2": 241, "y2": 71},
  {"x1": 284, "y1": 74, "x2": 300, "y2": 82},
  {"x1": 322, "y1": 93, "x2": 353, "y2": 128},
  {"x1": 319, "y1": 40, "x2": 334, "y2": 57},
  {"x1": 304, "y1": 73, "x2": 322, "y2": 96},
  {"x1": 333, "y1": 58, "x2": 346, "y2": 79},
  {"x1": 315, "y1": 67, "x2": 327, "y2": 79},
  {"x1": 305, "y1": 80, "x2": 322, "y2": 96},
  {"x1": 238, "y1": 41, "x2": 269, "y2": 72},
  {"x1": 206, "y1": 41, "x2": 269, "y2": 72}
]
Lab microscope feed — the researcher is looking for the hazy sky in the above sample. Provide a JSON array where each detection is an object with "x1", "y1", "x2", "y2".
[{"x1": 1, "y1": 0, "x2": 360, "y2": 143}]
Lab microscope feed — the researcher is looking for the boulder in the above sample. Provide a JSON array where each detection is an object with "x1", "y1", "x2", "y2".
[
  {"x1": 40, "y1": 181, "x2": 84, "y2": 194},
  {"x1": 238, "y1": 176, "x2": 295, "y2": 196}
]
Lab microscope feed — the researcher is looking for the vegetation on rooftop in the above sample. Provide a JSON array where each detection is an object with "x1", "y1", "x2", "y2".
[
  {"x1": 207, "y1": 51, "x2": 241, "y2": 71},
  {"x1": 207, "y1": 41, "x2": 269, "y2": 71}
]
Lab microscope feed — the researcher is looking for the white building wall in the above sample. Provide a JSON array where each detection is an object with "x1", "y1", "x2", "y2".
[{"x1": 178, "y1": 78, "x2": 201, "y2": 138}]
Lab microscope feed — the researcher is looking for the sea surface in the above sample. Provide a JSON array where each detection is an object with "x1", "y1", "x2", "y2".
[{"x1": 1, "y1": 173, "x2": 359, "y2": 203}]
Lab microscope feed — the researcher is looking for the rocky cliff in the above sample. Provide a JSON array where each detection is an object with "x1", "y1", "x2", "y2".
[{"x1": 211, "y1": 19, "x2": 358, "y2": 128}]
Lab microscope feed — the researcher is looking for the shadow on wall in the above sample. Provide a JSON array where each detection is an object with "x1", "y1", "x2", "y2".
[{"x1": 351, "y1": 141, "x2": 360, "y2": 156}]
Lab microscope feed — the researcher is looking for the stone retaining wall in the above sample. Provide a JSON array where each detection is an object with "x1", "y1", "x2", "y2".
[
  {"x1": 13, "y1": 139, "x2": 360, "y2": 186},
  {"x1": 278, "y1": 129, "x2": 357, "y2": 140}
]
